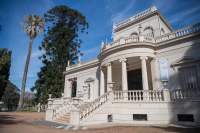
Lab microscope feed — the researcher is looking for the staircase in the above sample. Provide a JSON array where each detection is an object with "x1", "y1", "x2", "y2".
[{"x1": 55, "y1": 102, "x2": 89, "y2": 123}]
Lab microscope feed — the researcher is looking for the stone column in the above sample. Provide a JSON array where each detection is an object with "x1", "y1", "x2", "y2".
[
  {"x1": 119, "y1": 59, "x2": 128, "y2": 91},
  {"x1": 100, "y1": 67, "x2": 105, "y2": 95},
  {"x1": 140, "y1": 56, "x2": 149, "y2": 90},
  {"x1": 106, "y1": 62, "x2": 112, "y2": 90},
  {"x1": 150, "y1": 58, "x2": 159, "y2": 90}
]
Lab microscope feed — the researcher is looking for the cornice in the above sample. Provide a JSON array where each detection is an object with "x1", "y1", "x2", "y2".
[
  {"x1": 63, "y1": 60, "x2": 99, "y2": 75},
  {"x1": 155, "y1": 32, "x2": 200, "y2": 50},
  {"x1": 98, "y1": 42, "x2": 155, "y2": 61},
  {"x1": 115, "y1": 10, "x2": 174, "y2": 33}
]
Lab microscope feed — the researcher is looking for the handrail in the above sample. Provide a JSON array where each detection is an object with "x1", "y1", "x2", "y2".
[
  {"x1": 169, "y1": 87, "x2": 200, "y2": 101},
  {"x1": 79, "y1": 91, "x2": 111, "y2": 111},
  {"x1": 113, "y1": 90, "x2": 163, "y2": 101},
  {"x1": 52, "y1": 93, "x2": 84, "y2": 120},
  {"x1": 101, "y1": 23, "x2": 200, "y2": 52},
  {"x1": 154, "y1": 22, "x2": 200, "y2": 44},
  {"x1": 81, "y1": 57, "x2": 98, "y2": 65},
  {"x1": 116, "y1": 6, "x2": 157, "y2": 28},
  {"x1": 79, "y1": 91, "x2": 111, "y2": 122}
]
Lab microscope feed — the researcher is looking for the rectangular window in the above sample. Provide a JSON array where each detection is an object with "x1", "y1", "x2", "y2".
[
  {"x1": 178, "y1": 66, "x2": 198, "y2": 89},
  {"x1": 177, "y1": 114, "x2": 194, "y2": 122},
  {"x1": 108, "y1": 115, "x2": 112, "y2": 122},
  {"x1": 133, "y1": 114, "x2": 147, "y2": 121}
]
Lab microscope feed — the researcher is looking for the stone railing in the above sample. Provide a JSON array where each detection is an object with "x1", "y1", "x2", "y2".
[
  {"x1": 101, "y1": 35, "x2": 154, "y2": 52},
  {"x1": 116, "y1": 6, "x2": 157, "y2": 28},
  {"x1": 81, "y1": 57, "x2": 98, "y2": 65},
  {"x1": 101, "y1": 23, "x2": 200, "y2": 52},
  {"x1": 170, "y1": 88, "x2": 200, "y2": 101},
  {"x1": 79, "y1": 91, "x2": 111, "y2": 122},
  {"x1": 154, "y1": 22, "x2": 200, "y2": 44},
  {"x1": 52, "y1": 93, "x2": 84, "y2": 120},
  {"x1": 67, "y1": 58, "x2": 98, "y2": 70},
  {"x1": 113, "y1": 90, "x2": 163, "y2": 101}
]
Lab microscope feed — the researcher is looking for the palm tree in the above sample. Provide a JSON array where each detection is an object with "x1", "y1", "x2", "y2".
[{"x1": 17, "y1": 15, "x2": 45, "y2": 110}]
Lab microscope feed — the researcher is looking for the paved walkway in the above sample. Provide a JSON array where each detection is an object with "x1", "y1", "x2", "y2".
[
  {"x1": 27, "y1": 119, "x2": 89, "y2": 130},
  {"x1": 27, "y1": 119, "x2": 198, "y2": 131}
]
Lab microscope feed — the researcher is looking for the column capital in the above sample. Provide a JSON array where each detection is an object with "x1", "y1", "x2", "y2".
[
  {"x1": 119, "y1": 58, "x2": 127, "y2": 62},
  {"x1": 140, "y1": 56, "x2": 148, "y2": 60},
  {"x1": 100, "y1": 66, "x2": 105, "y2": 70},
  {"x1": 105, "y1": 62, "x2": 112, "y2": 66}
]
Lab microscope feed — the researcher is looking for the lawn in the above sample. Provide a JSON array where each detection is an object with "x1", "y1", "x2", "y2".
[{"x1": 11, "y1": 109, "x2": 45, "y2": 113}]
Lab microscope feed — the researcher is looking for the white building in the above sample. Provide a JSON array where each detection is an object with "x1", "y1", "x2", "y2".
[{"x1": 46, "y1": 6, "x2": 200, "y2": 127}]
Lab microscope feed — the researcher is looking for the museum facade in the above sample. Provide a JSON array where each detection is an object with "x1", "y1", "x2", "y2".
[{"x1": 46, "y1": 6, "x2": 200, "y2": 127}]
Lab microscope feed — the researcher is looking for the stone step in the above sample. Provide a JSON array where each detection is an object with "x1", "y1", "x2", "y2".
[
  {"x1": 60, "y1": 116, "x2": 70, "y2": 119},
  {"x1": 55, "y1": 119, "x2": 70, "y2": 123},
  {"x1": 56, "y1": 117, "x2": 70, "y2": 120}
]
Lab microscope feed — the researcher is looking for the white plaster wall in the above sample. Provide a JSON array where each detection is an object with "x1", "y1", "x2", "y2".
[
  {"x1": 82, "y1": 101, "x2": 200, "y2": 127},
  {"x1": 114, "y1": 15, "x2": 172, "y2": 41},
  {"x1": 155, "y1": 38, "x2": 200, "y2": 90},
  {"x1": 101, "y1": 47, "x2": 155, "y2": 66},
  {"x1": 64, "y1": 66, "x2": 100, "y2": 100},
  {"x1": 115, "y1": 16, "x2": 159, "y2": 40}
]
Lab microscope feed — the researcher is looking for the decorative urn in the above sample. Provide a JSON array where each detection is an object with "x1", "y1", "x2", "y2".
[
  {"x1": 161, "y1": 80, "x2": 168, "y2": 90},
  {"x1": 107, "y1": 82, "x2": 114, "y2": 91}
]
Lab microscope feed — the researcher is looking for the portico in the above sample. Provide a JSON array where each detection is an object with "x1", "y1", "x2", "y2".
[{"x1": 100, "y1": 56, "x2": 153, "y2": 94}]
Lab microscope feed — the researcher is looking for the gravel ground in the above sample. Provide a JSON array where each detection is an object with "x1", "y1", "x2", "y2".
[{"x1": 0, "y1": 112, "x2": 199, "y2": 133}]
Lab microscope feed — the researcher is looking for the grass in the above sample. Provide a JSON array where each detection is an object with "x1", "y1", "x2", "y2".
[{"x1": 11, "y1": 109, "x2": 45, "y2": 113}]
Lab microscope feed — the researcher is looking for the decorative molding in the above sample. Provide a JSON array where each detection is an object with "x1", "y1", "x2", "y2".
[
  {"x1": 171, "y1": 56, "x2": 200, "y2": 66},
  {"x1": 105, "y1": 62, "x2": 113, "y2": 66},
  {"x1": 84, "y1": 77, "x2": 95, "y2": 83},
  {"x1": 156, "y1": 43, "x2": 200, "y2": 58},
  {"x1": 119, "y1": 58, "x2": 127, "y2": 62},
  {"x1": 140, "y1": 56, "x2": 148, "y2": 60}
]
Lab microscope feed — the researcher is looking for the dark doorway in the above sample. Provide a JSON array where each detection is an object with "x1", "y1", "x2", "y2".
[
  {"x1": 71, "y1": 82, "x2": 77, "y2": 97},
  {"x1": 128, "y1": 69, "x2": 143, "y2": 90}
]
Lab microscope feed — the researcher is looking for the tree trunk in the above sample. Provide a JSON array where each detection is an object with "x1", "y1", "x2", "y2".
[{"x1": 17, "y1": 38, "x2": 33, "y2": 111}]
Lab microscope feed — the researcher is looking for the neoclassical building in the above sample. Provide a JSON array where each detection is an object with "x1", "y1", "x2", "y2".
[{"x1": 46, "y1": 6, "x2": 200, "y2": 127}]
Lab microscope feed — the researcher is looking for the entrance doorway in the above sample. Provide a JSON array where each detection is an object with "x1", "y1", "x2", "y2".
[{"x1": 128, "y1": 69, "x2": 143, "y2": 90}]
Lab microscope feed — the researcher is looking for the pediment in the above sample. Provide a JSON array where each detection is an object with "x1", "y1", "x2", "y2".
[
  {"x1": 84, "y1": 77, "x2": 95, "y2": 83},
  {"x1": 171, "y1": 56, "x2": 200, "y2": 66}
]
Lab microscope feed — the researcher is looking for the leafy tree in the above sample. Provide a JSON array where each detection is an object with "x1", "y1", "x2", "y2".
[
  {"x1": 30, "y1": 63, "x2": 49, "y2": 106},
  {"x1": 24, "y1": 92, "x2": 35, "y2": 110},
  {"x1": 18, "y1": 15, "x2": 45, "y2": 110},
  {"x1": 31, "y1": 5, "x2": 89, "y2": 102},
  {"x1": 2, "y1": 81, "x2": 20, "y2": 111},
  {"x1": 0, "y1": 48, "x2": 12, "y2": 100}
]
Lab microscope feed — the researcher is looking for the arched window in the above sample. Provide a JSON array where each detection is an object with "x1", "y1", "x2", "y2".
[
  {"x1": 71, "y1": 81, "x2": 77, "y2": 97},
  {"x1": 143, "y1": 27, "x2": 154, "y2": 37},
  {"x1": 130, "y1": 32, "x2": 138, "y2": 36}
]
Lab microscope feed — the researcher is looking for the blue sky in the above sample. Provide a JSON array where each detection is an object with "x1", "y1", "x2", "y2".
[{"x1": 0, "y1": 0, "x2": 200, "y2": 93}]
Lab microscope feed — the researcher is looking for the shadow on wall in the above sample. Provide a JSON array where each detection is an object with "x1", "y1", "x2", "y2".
[{"x1": 160, "y1": 35, "x2": 200, "y2": 126}]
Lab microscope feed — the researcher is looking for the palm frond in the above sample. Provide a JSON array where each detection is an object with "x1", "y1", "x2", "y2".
[{"x1": 22, "y1": 14, "x2": 45, "y2": 39}]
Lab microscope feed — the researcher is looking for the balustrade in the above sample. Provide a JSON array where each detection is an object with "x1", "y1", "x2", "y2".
[
  {"x1": 155, "y1": 23, "x2": 200, "y2": 43},
  {"x1": 116, "y1": 6, "x2": 156, "y2": 28},
  {"x1": 79, "y1": 91, "x2": 110, "y2": 122},
  {"x1": 52, "y1": 93, "x2": 84, "y2": 120},
  {"x1": 113, "y1": 90, "x2": 163, "y2": 101},
  {"x1": 170, "y1": 88, "x2": 200, "y2": 101}
]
